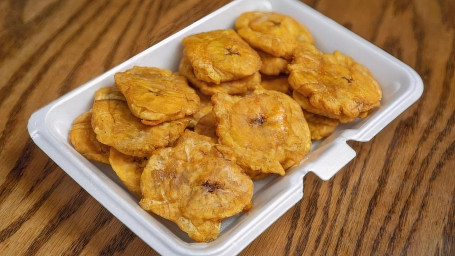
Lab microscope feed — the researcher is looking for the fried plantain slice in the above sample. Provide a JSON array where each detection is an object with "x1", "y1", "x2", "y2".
[
  {"x1": 183, "y1": 29, "x2": 261, "y2": 84},
  {"x1": 109, "y1": 148, "x2": 148, "y2": 197},
  {"x1": 179, "y1": 56, "x2": 261, "y2": 95},
  {"x1": 288, "y1": 43, "x2": 382, "y2": 122},
  {"x1": 212, "y1": 90, "x2": 311, "y2": 179},
  {"x1": 257, "y1": 50, "x2": 289, "y2": 76},
  {"x1": 115, "y1": 66, "x2": 199, "y2": 126},
  {"x1": 69, "y1": 111, "x2": 110, "y2": 164},
  {"x1": 260, "y1": 75, "x2": 291, "y2": 94},
  {"x1": 302, "y1": 110, "x2": 339, "y2": 140},
  {"x1": 91, "y1": 87, "x2": 189, "y2": 157},
  {"x1": 140, "y1": 131, "x2": 253, "y2": 242},
  {"x1": 293, "y1": 90, "x2": 372, "y2": 124},
  {"x1": 235, "y1": 11, "x2": 313, "y2": 59}
]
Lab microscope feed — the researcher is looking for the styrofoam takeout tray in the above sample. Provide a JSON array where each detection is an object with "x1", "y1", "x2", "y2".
[{"x1": 27, "y1": 0, "x2": 423, "y2": 254}]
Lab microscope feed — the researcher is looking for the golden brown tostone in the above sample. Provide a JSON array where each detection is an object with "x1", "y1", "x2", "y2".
[
  {"x1": 69, "y1": 111, "x2": 110, "y2": 164},
  {"x1": 288, "y1": 43, "x2": 382, "y2": 122},
  {"x1": 140, "y1": 131, "x2": 253, "y2": 242},
  {"x1": 236, "y1": 11, "x2": 314, "y2": 59},
  {"x1": 115, "y1": 66, "x2": 199, "y2": 126},
  {"x1": 212, "y1": 90, "x2": 311, "y2": 179},
  {"x1": 109, "y1": 148, "x2": 148, "y2": 197},
  {"x1": 179, "y1": 56, "x2": 261, "y2": 95},
  {"x1": 183, "y1": 29, "x2": 261, "y2": 84}
]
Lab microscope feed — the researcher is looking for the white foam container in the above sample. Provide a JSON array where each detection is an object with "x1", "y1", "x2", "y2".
[{"x1": 27, "y1": 0, "x2": 423, "y2": 255}]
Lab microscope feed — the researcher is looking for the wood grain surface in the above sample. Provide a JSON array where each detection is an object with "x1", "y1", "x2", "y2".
[{"x1": 0, "y1": 0, "x2": 453, "y2": 255}]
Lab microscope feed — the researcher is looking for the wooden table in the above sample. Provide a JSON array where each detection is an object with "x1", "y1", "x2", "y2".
[{"x1": 0, "y1": 0, "x2": 453, "y2": 255}]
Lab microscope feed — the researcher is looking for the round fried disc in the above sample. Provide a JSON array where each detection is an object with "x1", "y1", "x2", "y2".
[
  {"x1": 115, "y1": 66, "x2": 199, "y2": 126},
  {"x1": 182, "y1": 29, "x2": 261, "y2": 84},
  {"x1": 109, "y1": 148, "x2": 148, "y2": 197},
  {"x1": 212, "y1": 90, "x2": 311, "y2": 179},
  {"x1": 91, "y1": 87, "x2": 189, "y2": 157},
  {"x1": 292, "y1": 90, "x2": 346, "y2": 120},
  {"x1": 140, "y1": 131, "x2": 253, "y2": 242},
  {"x1": 179, "y1": 56, "x2": 261, "y2": 95},
  {"x1": 258, "y1": 50, "x2": 289, "y2": 76},
  {"x1": 288, "y1": 43, "x2": 382, "y2": 122},
  {"x1": 235, "y1": 11, "x2": 314, "y2": 59},
  {"x1": 69, "y1": 112, "x2": 110, "y2": 164}
]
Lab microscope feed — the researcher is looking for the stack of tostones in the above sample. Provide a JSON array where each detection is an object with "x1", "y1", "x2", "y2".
[
  {"x1": 68, "y1": 10, "x2": 384, "y2": 243},
  {"x1": 179, "y1": 29, "x2": 262, "y2": 95},
  {"x1": 234, "y1": 12, "x2": 343, "y2": 140},
  {"x1": 235, "y1": 11, "x2": 314, "y2": 76},
  {"x1": 288, "y1": 43, "x2": 382, "y2": 123},
  {"x1": 140, "y1": 131, "x2": 253, "y2": 242},
  {"x1": 212, "y1": 89, "x2": 311, "y2": 179},
  {"x1": 91, "y1": 87, "x2": 189, "y2": 157},
  {"x1": 88, "y1": 85, "x2": 190, "y2": 196}
]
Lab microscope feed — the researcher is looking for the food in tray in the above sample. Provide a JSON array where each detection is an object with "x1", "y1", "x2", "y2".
[
  {"x1": 301, "y1": 109, "x2": 339, "y2": 140},
  {"x1": 69, "y1": 111, "x2": 110, "y2": 164},
  {"x1": 115, "y1": 66, "x2": 199, "y2": 126},
  {"x1": 140, "y1": 131, "x2": 253, "y2": 242},
  {"x1": 212, "y1": 90, "x2": 311, "y2": 179},
  {"x1": 182, "y1": 29, "x2": 261, "y2": 84},
  {"x1": 235, "y1": 11, "x2": 314, "y2": 59},
  {"x1": 288, "y1": 42, "x2": 382, "y2": 123},
  {"x1": 179, "y1": 55, "x2": 261, "y2": 95},
  {"x1": 109, "y1": 148, "x2": 147, "y2": 197},
  {"x1": 68, "y1": 11, "x2": 382, "y2": 242}
]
